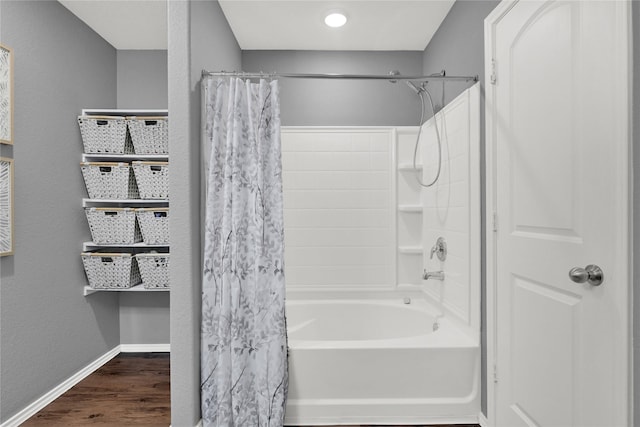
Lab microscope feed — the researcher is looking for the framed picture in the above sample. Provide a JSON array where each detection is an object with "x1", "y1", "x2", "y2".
[
  {"x1": 0, "y1": 44, "x2": 13, "y2": 145},
  {"x1": 0, "y1": 157, "x2": 13, "y2": 256}
]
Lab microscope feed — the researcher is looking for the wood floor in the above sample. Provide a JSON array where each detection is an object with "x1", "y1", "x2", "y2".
[
  {"x1": 23, "y1": 353, "x2": 479, "y2": 426},
  {"x1": 23, "y1": 353, "x2": 170, "y2": 426}
]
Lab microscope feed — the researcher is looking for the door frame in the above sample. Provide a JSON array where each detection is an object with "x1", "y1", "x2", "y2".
[{"x1": 483, "y1": 1, "x2": 633, "y2": 425}]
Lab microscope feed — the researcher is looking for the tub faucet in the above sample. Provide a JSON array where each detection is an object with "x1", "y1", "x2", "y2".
[{"x1": 423, "y1": 270, "x2": 445, "y2": 281}]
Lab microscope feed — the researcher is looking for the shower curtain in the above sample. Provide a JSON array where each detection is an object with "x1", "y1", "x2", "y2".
[{"x1": 201, "y1": 77, "x2": 288, "y2": 426}]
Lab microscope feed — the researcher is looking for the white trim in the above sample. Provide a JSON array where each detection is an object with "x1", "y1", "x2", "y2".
[
  {"x1": 625, "y1": 1, "x2": 635, "y2": 420},
  {"x1": 478, "y1": 412, "x2": 491, "y2": 427},
  {"x1": 483, "y1": 3, "x2": 518, "y2": 423},
  {"x1": 120, "y1": 343, "x2": 171, "y2": 353},
  {"x1": 170, "y1": 421, "x2": 202, "y2": 427},
  {"x1": 391, "y1": 127, "x2": 398, "y2": 289},
  {"x1": 467, "y1": 83, "x2": 482, "y2": 336},
  {"x1": 284, "y1": 415, "x2": 478, "y2": 426},
  {"x1": 0, "y1": 346, "x2": 120, "y2": 427},
  {"x1": 615, "y1": 2, "x2": 633, "y2": 424}
]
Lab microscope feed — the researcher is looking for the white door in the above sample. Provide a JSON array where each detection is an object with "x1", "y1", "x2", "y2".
[{"x1": 486, "y1": 1, "x2": 631, "y2": 426}]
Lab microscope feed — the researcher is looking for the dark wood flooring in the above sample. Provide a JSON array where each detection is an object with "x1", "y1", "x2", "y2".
[
  {"x1": 22, "y1": 352, "x2": 479, "y2": 427},
  {"x1": 22, "y1": 353, "x2": 170, "y2": 426}
]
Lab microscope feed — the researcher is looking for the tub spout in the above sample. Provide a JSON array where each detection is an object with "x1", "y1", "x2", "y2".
[{"x1": 423, "y1": 270, "x2": 444, "y2": 281}]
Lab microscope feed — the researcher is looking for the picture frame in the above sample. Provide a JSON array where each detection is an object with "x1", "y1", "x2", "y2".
[
  {"x1": 0, "y1": 44, "x2": 13, "y2": 145},
  {"x1": 0, "y1": 157, "x2": 13, "y2": 256}
]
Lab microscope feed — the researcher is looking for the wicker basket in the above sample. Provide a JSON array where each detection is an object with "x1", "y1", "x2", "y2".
[
  {"x1": 132, "y1": 161, "x2": 169, "y2": 199},
  {"x1": 136, "y1": 253, "x2": 170, "y2": 289},
  {"x1": 85, "y1": 207, "x2": 142, "y2": 245},
  {"x1": 81, "y1": 162, "x2": 139, "y2": 200},
  {"x1": 81, "y1": 252, "x2": 141, "y2": 289},
  {"x1": 78, "y1": 116, "x2": 133, "y2": 154},
  {"x1": 136, "y1": 208, "x2": 169, "y2": 244},
  {"x1": 128, "y1": 117, "x2": 168, "y2": 154}
]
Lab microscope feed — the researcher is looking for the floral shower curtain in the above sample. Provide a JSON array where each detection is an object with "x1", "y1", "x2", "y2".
[{"x1": 201, "y1": 77, "x2": 288, "y2": 426}]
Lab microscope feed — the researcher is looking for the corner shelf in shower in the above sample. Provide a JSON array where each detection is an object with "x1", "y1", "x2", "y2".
[
  {"x1": 398, "y1": 204, "x2": 423, "y2": 213},
  {"x1": 397, "y1": 163, "x2": 423, "y2": 171},
  {"x1": 395, "y1": 128, "x2": 424, "y2": 288},
  {"x1": 398, "y1": 246, "x2": 424, "y2": 255}
]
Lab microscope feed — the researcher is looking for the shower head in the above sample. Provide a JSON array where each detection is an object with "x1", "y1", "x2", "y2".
[
  {"x1": 406, "y1": 81, "x2": 425, "y2": 95},
  {"x1": 388, "y1": 70, "x2": 401, "y2": 83}
]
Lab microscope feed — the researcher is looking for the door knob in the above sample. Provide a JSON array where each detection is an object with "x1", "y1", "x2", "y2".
[{"x1": 568, "y1": 264, "x2": 603, "y2": 286}]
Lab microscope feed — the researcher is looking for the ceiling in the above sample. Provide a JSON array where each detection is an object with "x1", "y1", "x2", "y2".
[
  {"x1": 219, "y1": 1, "x2": 454, "y2": 51},
  {"x1": 58, "y1": 0, "x2": 454, "y2": 51},
  {"x1": 58, "y1": 0, "x2": 167, "y2": 50}
]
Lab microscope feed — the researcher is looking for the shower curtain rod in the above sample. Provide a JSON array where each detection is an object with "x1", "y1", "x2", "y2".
[{"x1": 201, "y1": 70, "x2": 478, "y2": 83}]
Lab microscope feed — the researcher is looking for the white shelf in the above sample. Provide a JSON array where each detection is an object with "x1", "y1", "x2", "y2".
[
  {"x1": 398, "y1": 246, "x2": 424, "y2": 255},
  {"x1": 83, "y1": 198, "x2": 169, "y2": 207},
  {"x1": 82, "y1": 109, "x2": 168, "y2": 117},
  {"x1": 82, "y1": 153, "x2": 168, "y2": 162},
  {"x1": 83, "y1": 242, "x2": 169, "y2": 251},
  {"x1": 398, "y1": 204, "x2": 423, "y2": 213},
  {"x1": 398, "y1": 163, "x2": 423, "y2": 171},
  {"x1": 80, "y1": 108, "x2": 170, "y2": 297},
  {"x1": 84, "y1": 284, "x2": 169, "y2": 296}
]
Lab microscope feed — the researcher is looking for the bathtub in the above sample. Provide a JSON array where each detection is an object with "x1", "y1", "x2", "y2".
[{"x1": 284, "y1": 299, "x2": 480, "y2": 426}]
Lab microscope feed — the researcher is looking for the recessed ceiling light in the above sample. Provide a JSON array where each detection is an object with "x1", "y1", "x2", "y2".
[{"x1": 324, "y1": 12, "x2": 347, "y2": 28}]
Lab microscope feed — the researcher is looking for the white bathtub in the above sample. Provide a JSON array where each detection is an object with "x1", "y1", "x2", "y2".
[{"x1": 284, "y1": 299, "x2": 480, "y2": 426}]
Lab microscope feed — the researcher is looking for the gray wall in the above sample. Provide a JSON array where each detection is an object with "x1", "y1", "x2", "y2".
[
  {"x1": 117, "y1": 50, "x2": 168, "y2": 110},
  {"x1": 168, "y1": 0, "x2": 241, "y2": 424},
  {"x1": 0, "y1": 1, "x2": 119, "y2": 422},
  {"x1": 242, "y1": 51, "x2": 423, "y2": 126},
  {"x1": 422, "y1": 0, "x2": 499, "y2": 114},
  {"x1": 421, "y1": 0, "x2": 499, "y2": 416},
  {"x1": 116, "y1": 50, "x2": 170, "y2": 345},
  {"x1": 119, "y1": 291, "x2": 169, "y2": 345}
]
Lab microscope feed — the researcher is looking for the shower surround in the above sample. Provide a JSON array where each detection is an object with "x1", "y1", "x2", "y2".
[{"x1": 280, "y1": 82, "x2": 481, "y2": 427}]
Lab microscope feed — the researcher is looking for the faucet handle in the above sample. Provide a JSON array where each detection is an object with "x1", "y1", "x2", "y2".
[{"x1": 430, "y1": 237, "x2": 447, "y2": 261}]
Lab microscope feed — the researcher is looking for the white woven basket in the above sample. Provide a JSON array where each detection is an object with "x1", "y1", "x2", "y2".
[
  {"x1": 128, "y1": 117, "x2": 168, "y2": 154},
  {"x1": 78, "y1": 116, "x2": 133, "y2": 154},
  {"x1": 132, "y1": 161, "x2": 169, "y2": 199},
  {"x1": 136, "y1": 208, "x2": 169, "y2": 244},
  {"x1": 81, "y1": 252, "x2": 141, "y2": 289},
  {"x1": 81, "y1": 162, "x2": 139, "y2": 200},
  {"x1": 85, "y1": 207, "x2": 142, "y2": 244},
  {"x1": 136, "y1": 253, "x2": 170, "y2": 289}
]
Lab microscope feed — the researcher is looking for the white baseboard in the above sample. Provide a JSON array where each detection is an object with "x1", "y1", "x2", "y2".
[
  {"x1": 1, "y1": 344, "x2": 171, "y2": 427},
  {"x1": 170, "y1": 420, "x2": 202, "y2": 427},
  {"x1": 120, "y1": 343, "x2": 170, "y2": 353},
  {"x1": 0, "y1": 346, "x2": 121, "y2": 427},
  {"x1": 479, "y1": 411, "x2": 490, "y2": 427}
]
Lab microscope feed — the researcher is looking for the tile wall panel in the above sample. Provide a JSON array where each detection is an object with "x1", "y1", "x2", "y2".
[
  {"x1": 421, "y1": 87, "x2": 480, "y2": 329},
  {"x1": 282, "y1": 129, "x2": 394, "y2": 290}
]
